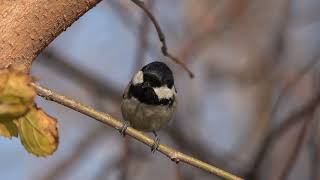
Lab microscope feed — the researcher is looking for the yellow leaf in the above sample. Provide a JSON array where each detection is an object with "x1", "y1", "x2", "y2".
[
  {"x1": 0, "y1": 119, "x2": 18, "y2": 138},
  {"x1": 0, "y1": 69, "x2": 35, "y2": 121},
  {"x1": 18, "y1": 107, "x2": 59, "y2": 157},
  {"x1": 1, "y1": 70, "x2": 35, "y2": 104},
  {"x1": 0, "y1": 104, "x2": 29, "y2": 120}
]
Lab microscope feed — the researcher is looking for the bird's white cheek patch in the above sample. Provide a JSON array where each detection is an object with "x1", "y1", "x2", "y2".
[
  {"x1": 132, "y1": 71, "x2": 144, "y2": 85},
  {"x1": 153, "y1": 86, "x2": 176, "y2": 99}
]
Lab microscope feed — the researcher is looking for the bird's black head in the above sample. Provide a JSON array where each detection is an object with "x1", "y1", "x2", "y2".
[
  {"x1": 141, "y1": 61, "x2": 174, "y2": 88},
  {"x1": 128, "y1": 61, "x2": 176, "y2": 106}
]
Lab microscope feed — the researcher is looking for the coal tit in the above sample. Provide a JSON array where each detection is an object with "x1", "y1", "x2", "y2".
[{"x1": 120, "y1": 61, "x2": 177, "y2": 152}]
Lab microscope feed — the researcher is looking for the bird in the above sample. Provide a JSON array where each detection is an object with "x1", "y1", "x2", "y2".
[{"x1": 120, "y1": 61, "x2": 177, "y2": 152}]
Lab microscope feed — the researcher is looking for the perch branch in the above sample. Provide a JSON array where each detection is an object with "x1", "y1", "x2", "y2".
[
  {"x1": 38, "y1": 51, "x2": 232, "y2": 167},
  {"x1": 131, "y1": 0, "x2": 194, "y2": 78},
  {"x1": 30, "y1": 82, "x2": 242, "y2": 180}
]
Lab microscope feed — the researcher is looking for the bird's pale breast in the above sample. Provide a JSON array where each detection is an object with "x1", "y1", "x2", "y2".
[{"x1": 121, "y1": 97, "x2": 176, "y2": 132}]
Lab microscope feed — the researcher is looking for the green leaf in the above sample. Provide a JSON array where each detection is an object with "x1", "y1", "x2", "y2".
[{"x1": 18, "y1": 107, "x2": 59, "y2": 157}]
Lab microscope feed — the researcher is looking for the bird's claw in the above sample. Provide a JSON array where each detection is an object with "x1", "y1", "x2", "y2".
[
  {"x1": 120, "y1": 121, "x2": 129, "y2": 136},
  {"x1": 151, "y1": 136, "x2": 160, "y2": 153}
]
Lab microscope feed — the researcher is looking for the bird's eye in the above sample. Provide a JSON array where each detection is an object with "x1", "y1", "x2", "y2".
[{"x1": 143, "y1": 74, "x2": 161, "y2": 87}]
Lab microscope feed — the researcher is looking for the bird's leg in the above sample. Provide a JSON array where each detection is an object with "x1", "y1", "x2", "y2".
[
  {"x1": 151, "y1": 131, "x2": 160, "y2": 153},
  {"x1": 119, "y1": 121, "x2": 130, "y2": 136}
]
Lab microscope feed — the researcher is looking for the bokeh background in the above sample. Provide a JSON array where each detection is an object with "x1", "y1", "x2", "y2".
[{"x1": 1, "y1": 0, "x2": 320, "y2": 179}]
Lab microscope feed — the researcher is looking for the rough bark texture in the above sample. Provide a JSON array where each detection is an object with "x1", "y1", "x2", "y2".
[{"x1": 0, "y1": 0, "x2": 102, "y2": 70}]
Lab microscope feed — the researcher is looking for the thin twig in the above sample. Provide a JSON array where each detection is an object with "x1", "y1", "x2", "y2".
[
  {"x1": 278, "y1": 115, "x2": 312, "y2": 180},
  {"x1": 30, "y1": 82, "x2": 243, "y2": 180},
  {"x1": 131, "y1": 0, "x2": 194, "y2": 78}
]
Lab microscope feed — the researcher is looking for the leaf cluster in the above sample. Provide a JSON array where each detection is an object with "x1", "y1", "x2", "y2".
[{"x1": 0, "y1": 67, "x2": 59, "y2": 157}]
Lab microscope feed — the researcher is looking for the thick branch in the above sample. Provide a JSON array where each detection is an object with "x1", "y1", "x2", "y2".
[
  {"x1": 31, "y1": 82, "x2": 243, "y2": 180},
  {"x1": 0, "y1": 0, "x2": 102, "y2": 69}
]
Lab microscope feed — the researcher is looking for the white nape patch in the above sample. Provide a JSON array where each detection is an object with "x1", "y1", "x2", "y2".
[
  {"x1": 153, "y1": 85, "x2": 176, "y2": 99},
  {"x1": 132, "y1": 71, "x2": 144, "y2": 85}
]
